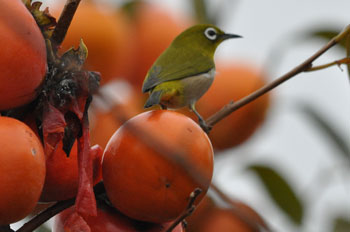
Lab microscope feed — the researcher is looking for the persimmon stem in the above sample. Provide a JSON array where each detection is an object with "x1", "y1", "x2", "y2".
[
  {"x1": 165, "y1": 188, "x2": 202, "y2": 232},
  {"x1": 51, "y1": 0, "x2": 81, "y2": 51},
  {"x1": 205, "y1": 24, "x2": 350, "y2": 129},
  {"x1": 15, "y1": 182, "x2": 105, "y2": 232}
]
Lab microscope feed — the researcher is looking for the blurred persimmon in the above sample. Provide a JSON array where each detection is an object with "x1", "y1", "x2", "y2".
[
  {"x1": 56, "y1": 2, "x2": 134, "y2": 84},
  {"x1": 126, "y1": 2, "x2": 191, "y2": 90},
  {"x1": 197, "y1": 62, "x2": 270, "y2": 150},
  {"x1": 102, "y1": 110, "x2": 213, "y2": 223},
  {"x1": 196, "y1": 202, "x2": 267, "y2": 232}
]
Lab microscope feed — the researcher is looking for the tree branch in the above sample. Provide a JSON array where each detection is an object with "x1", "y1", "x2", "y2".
[
  {"x1": 165, "y1": 188, "x2": 202, "y2": 232},
  {"x1": 305, "y1": 57, "x2": 350, "y2": 72},
  {"x1": 50, "y1": 0, "x2": 81, "y2": 51},
  {"x1": 205, "y1": 24, "x2": 350, "y2": 128}
]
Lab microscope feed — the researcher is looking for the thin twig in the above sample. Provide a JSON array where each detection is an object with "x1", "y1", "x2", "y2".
[
  {"x1": 206, "y1": 24, "x2": 350, "y2": 128},
  {"x1": 305, "y1": 57, "x2": 350, "y2": 72},
  {"x1": 16, "y1": 182, "x2": 105, "y2": 232},
  {"x1": 165, "y1": 188, "x2": 203, "y2": 232},
  {"x1": 0, "y1": 225, "x2": 14, "y2": 232},
  {"x1": 50, "y1": 0, "x2": 81, "y2": 51}
]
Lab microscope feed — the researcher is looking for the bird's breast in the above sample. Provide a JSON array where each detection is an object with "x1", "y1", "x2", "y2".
[{"x1": 180, "y1": 68, "x2": 216, "y2": 105}]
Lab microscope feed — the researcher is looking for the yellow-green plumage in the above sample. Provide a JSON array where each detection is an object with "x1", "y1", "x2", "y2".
[{"x1": 142, "y1": 24, "x2": 241, "y2": 131}]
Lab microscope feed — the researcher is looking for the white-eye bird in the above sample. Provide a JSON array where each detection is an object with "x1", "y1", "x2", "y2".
[{"x1": 142, "y1": 24, "x2": 241, "y2": 131}]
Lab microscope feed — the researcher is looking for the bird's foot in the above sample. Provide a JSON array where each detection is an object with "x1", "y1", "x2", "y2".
[{"x1": 198, "y1": 118, "x2": 212, "y2": 134}]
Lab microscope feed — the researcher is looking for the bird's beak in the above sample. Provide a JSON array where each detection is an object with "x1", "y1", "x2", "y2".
[{"x1": 220, "y1": 33, "x2": 242, "y2": 40}]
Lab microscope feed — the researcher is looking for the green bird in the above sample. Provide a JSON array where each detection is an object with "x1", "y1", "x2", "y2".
[{"x1": 142, "y1": 24, "x2": 241, "y2": 131}]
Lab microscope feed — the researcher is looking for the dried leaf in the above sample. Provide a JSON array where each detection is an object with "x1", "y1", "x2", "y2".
[
  {"x1": 248, "y1": 164, "x2": 304, "y2": 225},
  {"x1": 24, "y1": 0, "x2": 56, "y2": 38}
]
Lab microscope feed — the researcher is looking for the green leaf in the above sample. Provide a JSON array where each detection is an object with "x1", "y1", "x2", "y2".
[
  {"x1": 248, "y1": 164, "x2": 304, "y2": 225},
  {"x1": 309, "y1": 29, "x2": 346, "y2": 49},
  {"x1": 298, "y1": 103, "x2": 350, "y2": 162},
  {"x1": 34, "y1": 224, "x2": 51, "y2": 232},
  {"x1": 333, "y1": 217, "x2": 350, "y2": 232}
]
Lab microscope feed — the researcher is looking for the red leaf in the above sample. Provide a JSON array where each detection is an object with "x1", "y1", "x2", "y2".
[
  {"x1": 64, "y1": 211, "x2": 91, "y2": 232},
  {"x1": 42, "y1": 102, "x2": 66, "y2": 158},
  {"x1": 75, "y1": 113, "x2": 97, "y2": 217}
]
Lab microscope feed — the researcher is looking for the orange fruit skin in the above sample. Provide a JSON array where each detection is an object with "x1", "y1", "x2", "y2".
[
  {"x1": 0, "y1": 116, "x2": 45, "y2": 225},
  {"x1": 59, "y1": 2, "x2": 133, "y2": 84},
  {"x1": 102, "y1": 110, "x2": 214, "y2": 223},
  {"x1": 39, "y1": 142, "x2": 103, "y2": 202},
  {"x1": 197, "y1": 205, "x2": 266, "y2": 232},
  {"x1": 197, "y1": 62, "x2": 270, "y2": 150},
  {"x1": 53, "y1": 205, "x2": 184, "y2": 232},
  {"x1": 128, "y1": 3, "x2": 190, "y2": 90},
  {"x1": 0, "y1": 0, "x2": 47, "y2": 110}
]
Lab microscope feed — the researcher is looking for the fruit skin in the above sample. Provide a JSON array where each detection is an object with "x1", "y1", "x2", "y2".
[
  {"x1": 39, "y1": 142, "x2": 103, "y2": 202},
  {"x1": 196, "y1": 207, "x2": 265, "y2": 232},
  {"x1": 58, "y1": 2, "x2": 133, "y2": 84},
  {"x1": 53, "y1": 205, "x2": 184, "y2": 232},
  {"x1": 102, "y1": 110, "x2": 214, "y2": 223},
  {"x1": 197, "y1": 62, "x2": 270, "y2": 150},
  {"x1": 0, "y1": 116, "x2": 45, "y2": 225},
  {"x1": 0, "y1": 0, "x2": 47, "y2": 110}
]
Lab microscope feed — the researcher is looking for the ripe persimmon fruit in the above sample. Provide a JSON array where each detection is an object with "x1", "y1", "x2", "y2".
[
  {"x1": 90, "y1": 81, "x2": 144, "y2": 149},
  {"x1": 0, "y1": 0, "x2": 46, "y2": 110},
  {"x1": 102, "y1": 110, "x2": 214, "y2": 223},
  {"x1": 0, "y1": 116, "x2": 45, "y2": 225},
  {"x1": 196, "y1": 204, "x2": 267, "y2": 232},
  {"x1": 40, "y1": 141, "x2": 103, "y2": 202},
  {"x1": 197, "y1": 62, "x2": 270, "y2": 150}
]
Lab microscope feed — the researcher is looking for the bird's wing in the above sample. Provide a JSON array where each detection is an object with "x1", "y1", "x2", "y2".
[{"x1": 142, "y1": 49, "x2": 214, "y2": 93}]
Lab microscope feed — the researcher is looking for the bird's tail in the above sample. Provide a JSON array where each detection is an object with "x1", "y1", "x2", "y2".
[{"x1": 144, "y1": 90, "x2": 162, "y2": 108}]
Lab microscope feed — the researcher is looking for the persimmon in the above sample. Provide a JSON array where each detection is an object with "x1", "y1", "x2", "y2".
[
  {"x1": 127, "y1": 2, "x2": 190, "y2": 89},
  {"x1": 39, "y1": 141, "x2": 103, "y2": 202},
  {"x1": 0, "y1": 116, "x2": 45, "y2": 225},
  {"x1": 197, "y1": 62, "x2": 270, "y2": 150},
  {"x1": 196, "y1": 205, "x2": 267, "y2": 232},
  {"x1": 0, "y1": 0, "x2": 46, "y2": 110},
  {"x1": 102, "y1": 110, "x2": 214, "y2": 223},
  {"x1": 90, "y1": 81, "x2": 144, "y2": 149},
  {"x1": 57, "y1": 2, "x2": 133, "y2": 84},
  {"x1": 53, "y1": 205, "x2": 184, "y2": 232}
]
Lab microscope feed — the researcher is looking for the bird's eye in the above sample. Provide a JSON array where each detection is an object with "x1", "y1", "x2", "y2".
[{"x1": 204, "y1": 27, "x2": 217, "y2": 41}]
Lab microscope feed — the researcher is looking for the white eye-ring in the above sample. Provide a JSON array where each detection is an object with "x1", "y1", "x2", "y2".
[{"x1": 204, "y1": 27, "x2": 217, "y2": 41}]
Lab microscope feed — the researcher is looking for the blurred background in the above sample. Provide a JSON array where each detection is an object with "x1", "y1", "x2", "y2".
[{"x1": 26, "y1": 0, "x2": 350, "y2": 231}]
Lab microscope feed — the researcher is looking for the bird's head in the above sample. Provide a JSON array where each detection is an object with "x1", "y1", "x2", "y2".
[{"x1": 172, "y1": 24, "x2": 242, "y2": 56}]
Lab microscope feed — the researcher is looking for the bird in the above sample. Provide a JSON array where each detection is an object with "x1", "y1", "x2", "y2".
[{"x1": 142, "y1": 24, "x2": 241, "y2": 132}]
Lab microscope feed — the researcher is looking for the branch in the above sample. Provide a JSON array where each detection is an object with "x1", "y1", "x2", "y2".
[
  {"x1": 165, "y1": 188, "x2": 203, "y2": 232},
  {"x1": 305, "y1": 57, "x2": 350, "y2": 72},
  {"x1": 16, "y1": 182, "x2": 105, "y2": 232},
  {"x1": 205, "y1": 24, "x2": 350, "y2": 128},
  {"x1": 50, "y1": 0, "x2": 81, "y2": 51}
]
